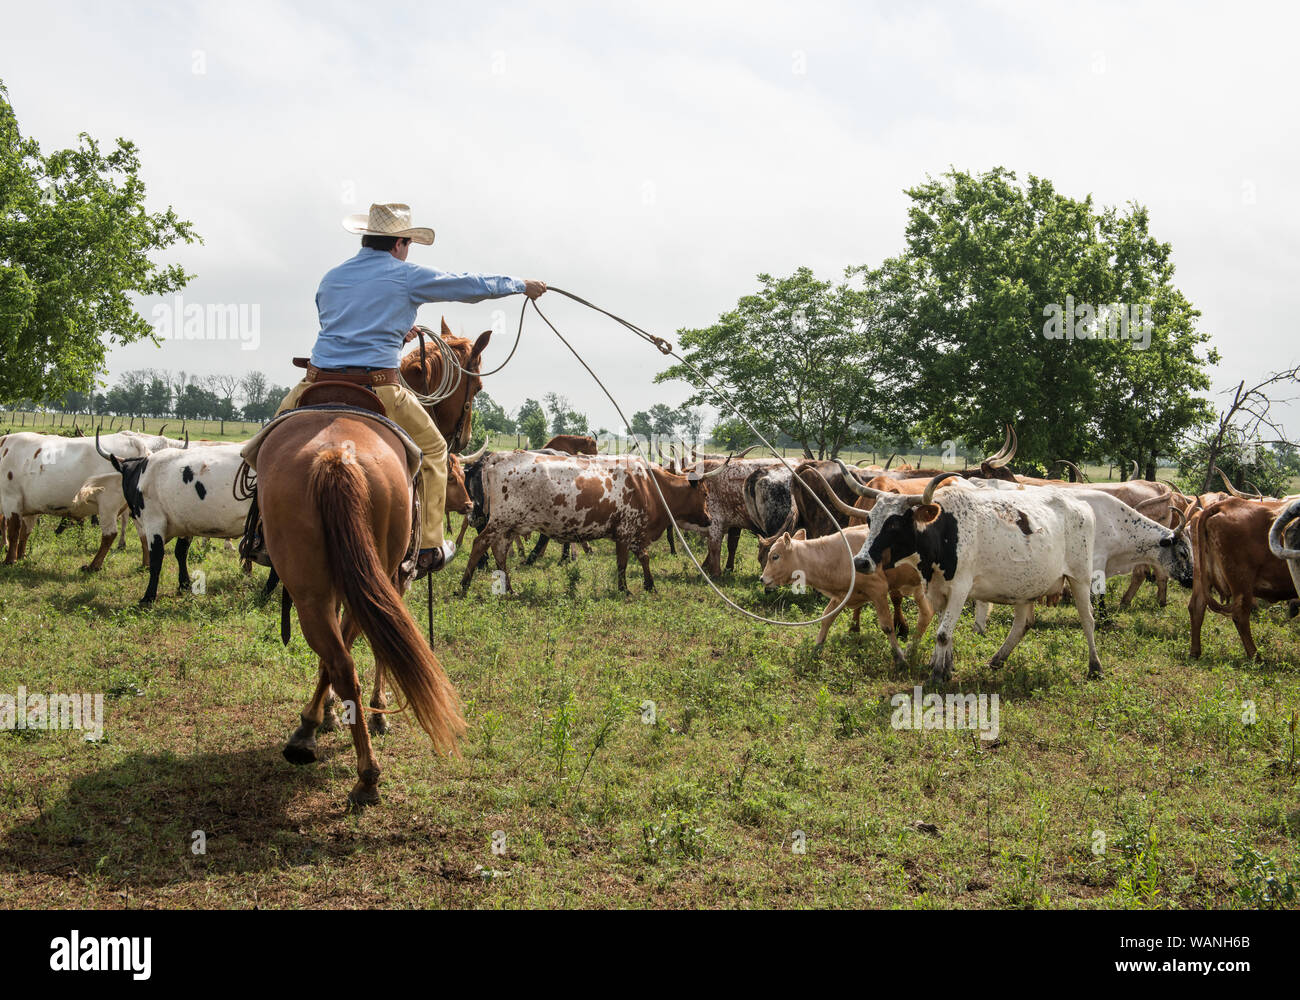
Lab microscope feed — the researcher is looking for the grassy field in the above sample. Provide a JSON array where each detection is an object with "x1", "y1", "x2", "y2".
[{"x1": 1, "y1": 510, "x2": 1298, "y2": 910}]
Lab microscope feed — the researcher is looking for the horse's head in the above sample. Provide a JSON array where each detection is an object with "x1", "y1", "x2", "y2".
[{"x1": 400, "y1": 317, "x2": 492, "y2": 451}]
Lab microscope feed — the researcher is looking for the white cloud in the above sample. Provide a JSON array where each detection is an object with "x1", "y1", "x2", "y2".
[{"x1": 2, "y1": 0, "x2": 1297, "y2": 437}]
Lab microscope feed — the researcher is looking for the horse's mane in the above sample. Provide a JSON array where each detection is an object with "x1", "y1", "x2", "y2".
[{"x1": 398, "y1": 331, "x2": 476, "y2": 382}]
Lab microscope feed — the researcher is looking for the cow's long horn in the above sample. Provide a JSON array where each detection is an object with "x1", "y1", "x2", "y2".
[
  {"x1": 1134, "y1": 493, "x2": 1174, "y2": 516},
  {"x1": 987, "y1": 425, "x2": 1017, "y2": 468},
  {"x1": 1245, "y1": 481, "x2": 1265, "y2": 499},
  {"x1": 982, "y1": 425, "x2": 1011, "y2": 466},
  {"x1": 1129, "y1": 459, "x2": 1139, "y2": 481},
  {"x1": 1055, "y1": 459, "x2": 1090, "y2": 483},
  {"x1": 732, "y1": 444, "x2": 760, "y2": 459},
  {"x1": 884, "y1": 453, "x2": 896, "y2": 470},
  {"x1": 183, "y1": 431, "x2": 190, "y2": 449},
  {"x1": 458, "y1": 442, "x2": 489, "y2": 464},
  {"x1": 95, "y1": 429, "x2": 121, "y2": 471},
  {"x1": 834, "y1": 460, "x2": 895, "y2": 499},
  {"x1": 1216, "y1": 467, "x2": 1254, "y2": 499},
  {"x1": 814, "y1": 469, "x2": 873, "y2": 518},
  {"x1": 1169, "y1": 507, "x2": 1187, "y2": 536},
  {"x1": 1268, "y1": 499, "x2": 1300, "y2": 559},
  {"x1": 920, "y1": 472, "x2": 959, "y2": 505}
]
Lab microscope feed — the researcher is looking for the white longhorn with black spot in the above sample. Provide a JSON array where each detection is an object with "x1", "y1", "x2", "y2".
[
  {"x1": 96, "y1": 435, "x2": 248, "y2": 603},
  {"x1": 838, "y1": 465, "x2": 1105, "y2": 683},
  {"x1": 970, "y1": 485, "x2": 1195, "y2": 634}
]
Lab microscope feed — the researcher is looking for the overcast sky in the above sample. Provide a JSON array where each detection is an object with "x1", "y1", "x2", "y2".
[{"x1": 2, "y1": 1, "x2": 1297, "y2": 436}]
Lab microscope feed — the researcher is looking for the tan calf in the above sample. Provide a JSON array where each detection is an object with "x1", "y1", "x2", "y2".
[{"x1": 760, "y1": 526, "x2": 934, "y2": 668}]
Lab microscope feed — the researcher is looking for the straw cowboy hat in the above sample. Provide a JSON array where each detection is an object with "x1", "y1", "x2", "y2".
[{"x1": 342, "y1": 202, "x2": 435, "y2": 245}]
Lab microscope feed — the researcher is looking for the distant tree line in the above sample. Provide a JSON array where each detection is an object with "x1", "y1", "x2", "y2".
[{"x1": 26, "y1": 368, "x2": 291, "y2": 429}]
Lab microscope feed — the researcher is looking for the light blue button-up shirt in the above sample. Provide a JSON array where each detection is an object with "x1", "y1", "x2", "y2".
[{"x1": 309, "y1": 248, "x2": 526, "y2": 369}]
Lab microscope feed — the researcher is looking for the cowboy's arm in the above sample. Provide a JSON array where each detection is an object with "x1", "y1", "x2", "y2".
[{"x1": 406, "y1": 266, "x2": 544, "y2": 304}]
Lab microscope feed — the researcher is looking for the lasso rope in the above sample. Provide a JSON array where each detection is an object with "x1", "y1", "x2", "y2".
[{"x1": 520, "y1": 289, "x2": 861, "y2": 629}]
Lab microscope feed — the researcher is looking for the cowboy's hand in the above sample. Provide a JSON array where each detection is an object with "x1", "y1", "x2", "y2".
[
  {"x1": 404, "y1": 326, "x2": 420, "y2": 343},
  {"x1": 523, "y1": 279, "x2": 547, "y2": 299}
]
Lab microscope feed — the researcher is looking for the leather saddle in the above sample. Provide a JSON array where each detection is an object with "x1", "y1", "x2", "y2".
[{"x1": 291, "y1": 357, "x2": 387, "y2": 416}]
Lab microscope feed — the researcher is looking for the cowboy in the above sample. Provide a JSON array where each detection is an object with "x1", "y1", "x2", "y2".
[{"x1": 274, "y1": 202, "x2": 546, "y2": 577}]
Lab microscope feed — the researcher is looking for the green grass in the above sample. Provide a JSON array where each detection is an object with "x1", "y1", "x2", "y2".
[{"x1": 1, "y1": 518, "x2": 1298, "y2": 909}]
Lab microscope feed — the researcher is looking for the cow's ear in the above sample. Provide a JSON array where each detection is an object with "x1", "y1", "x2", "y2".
[
  {"x1": 914, "y1": 503, "x2": 942, "y2": 524},
  {"x1": 471, "y1": 329, "x2": 492, "y2": 361},
  {"x1": 781, "y1": 531, "x2": 791, "y2": 543},
  {"x1": 793, "y1": 529, "x2": 806, "y2": 540}
]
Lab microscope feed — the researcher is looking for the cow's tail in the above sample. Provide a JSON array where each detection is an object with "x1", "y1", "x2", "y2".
[{"x1": 308, "y1": 447, "x2": 464, "y2": 755}]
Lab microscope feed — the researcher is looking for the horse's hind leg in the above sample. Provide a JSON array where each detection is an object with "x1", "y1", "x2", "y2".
[
  {"x1": 296, "y1": 602, "x2": 380, "y2": 807},
  {"x1": 284, "y1": 666, "x2": 333, "y2": 765},
  {"x1": 362, "y1": 611, "x2": 391, "y2": 737}
]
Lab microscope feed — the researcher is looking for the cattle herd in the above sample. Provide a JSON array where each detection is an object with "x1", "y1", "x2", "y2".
[{"x1": 2, "y1": 423, "x2": 1300, "y2": 684}]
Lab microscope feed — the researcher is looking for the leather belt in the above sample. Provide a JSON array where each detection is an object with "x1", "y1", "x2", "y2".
[{"x1": 303, "y1": 364, "x2": 399, "y2": 387}]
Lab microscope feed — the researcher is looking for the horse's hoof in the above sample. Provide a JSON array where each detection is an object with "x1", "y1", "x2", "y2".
[
  {"x1": 368, "y1": 713, "x2": 389, "y2": 736},
  {"x1": 282, "y1": 741, "x2": 318, "y2": 765},
  {"x1": 347, "y1": 784, "x2": 380, "y2": 810},
  {"x1": 317, "y1": 711, "x2": 340, "y2": 734}
]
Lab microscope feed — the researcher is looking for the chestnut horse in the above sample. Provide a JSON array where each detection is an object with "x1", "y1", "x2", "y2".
[{"x1": 261, "y1": 413, "x2": 464, "y2": 807}]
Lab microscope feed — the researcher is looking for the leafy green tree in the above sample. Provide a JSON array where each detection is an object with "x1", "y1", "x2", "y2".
[
  {"x1": 517, "y1": 397, "x2": 547, "y2": 448},
  {"x1": 543, "y1": 392, "x2": 588, "y2": 436},
  {"x1": 629, "y1": 410, "x2": 653, "y2": 439},
  {"x1": 710, "y1": 416, "x2": 755, "y2": 452},
  {"x1": 872, "y1": 167, "x2": 1215, "y2": 468},
  {"x1": 677, "y1": 406, "x2": 704, "y2": 446},
  {"x1": 657, "y1": 266, "x2": 896, "y2": 459},
  {"x1": 143, "y1": 374, "x2": 171, "y2": 417},
  {"x1": 473, "y1": 391, "x2": 514, "y2": 435},
  {"x1": 647, "y1": 403, "x2": 678, "y2": 437},
  {"x1": 0, "y1": 80, "x2": 199, "y2": 405}
]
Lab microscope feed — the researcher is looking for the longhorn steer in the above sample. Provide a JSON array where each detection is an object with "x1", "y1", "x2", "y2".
[
  {"x1": 968, "y1": 485, "x2": 1193, "y2": 633},
  {"x1": 1, "y1": 430, "x2": 186, "y2": 565},
  {"x1": 542, "y1": 434, "x2": 598, "y2": 456},
  {"x1": 839, "y1": 469, "x2": 1106, "y2": 682},
  {"x1": 98, "y1": 439, "x2": 249, "y2": 604},
  {"x1": 459, "y1": 451, "x2": 709, "y2": 594},
  {"x1": 1190, "y1": 497, "x2": 1297, "y2": 660},
  {"x1": 691, "y1": 450, "x2": 782, "y2": 574}
]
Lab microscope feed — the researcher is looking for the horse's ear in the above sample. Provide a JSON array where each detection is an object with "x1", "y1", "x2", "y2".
[
  {"x1": 440, "y1": 317, "x2": 453, "y2": 337},
  {"x1": 470, "y1": 329, "x2": 492, "y2": 361}
]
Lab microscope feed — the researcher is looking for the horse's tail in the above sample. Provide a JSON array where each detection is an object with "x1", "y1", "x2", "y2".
[{"x1": 308, "y1": 446, "x2": 464, "y2": 755}]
